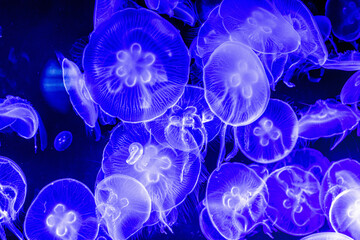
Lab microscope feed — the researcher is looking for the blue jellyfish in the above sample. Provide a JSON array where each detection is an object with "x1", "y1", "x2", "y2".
[
  {"x1": 236, "y1": 99, "x2": 299, "y2": 163},
  {"x1": 101, "y1": 123, "x2": 201, "y2": 226},
  {"x1": 145, "y1": 85, "x2": 222, "y2": 154},
  {"x1": 323, "y1": 50, "x2": 360, "y2": 71},
  {"x1": 219, "y1": 0, "x2": 301, "y2": 54},
  {"x1": 300, "y1": 232, "x2": 354, "y2": 240},
  {"x1": 298, "y1": 99, "x2": 358, "y2": 150},
  {"x1": 95, "y1": 174, "x2": 151, "y2": 240},
  {"x1": 0, "y1": 156, "x2": 27, "y2": 240},
  {"x1": 54, "y1": 131, "x2": 73, "y2": 152},
  {"x1": 24, "y1": 178, "x2": 99, "y2": 240},
  {"x1": 199, "y1": 207, "x2": 226, "y2": 240},
  {"x1": 83, "y1": 8, "x2": 190, "y2": 123},
  {"x1": 62, "y1": 58, "x2": 99, "y2": 128},
  {"x1": 206, "y1": 163, "x2": 269, "y2": 240},
  {"x1": 341, "y1": 70, "x2": 360, "y2": 105},
  {"x1": 203, "y1": 41, "x2": 270, "y2": 127},
  {"x1": 265, "y1": 166, "x2": 324, "y2": 236},
  {"x1": 326, "y1": 0, "x2": 360, "y2": 42},
  {"x1": 93, "y1": 0, "x2": 133, "y2": 29},
  {"x1": 314, "y1": 15, "x2": 332, "y2": 41},
  {"x1": 195, "y1": 0, "x2": 222, "y2": 23}
]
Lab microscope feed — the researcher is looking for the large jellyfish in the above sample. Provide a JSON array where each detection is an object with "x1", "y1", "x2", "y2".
[
  {"x1": 205, "y1": 163, "x2": 269, "y2": 240},
  {"x1": 300, "y1": 232, "x2": 354, "y2": 240},
  {"x1": 145, "y1": 85, "x2": 222, "y2": 154},
  {"x1": 341, "y1": 70, "x2": 360, "y2": 105},
  {"x1": 101, "y1": 123, "x2": 201, "y2": 224},
  {"x1": 265, "y1": 166, "x2": 324, "y2": 236},
  {"x1": 199, "y1": 207, "x2": 226, "y2": 240},
  {"x1": 203, "y1": 41, "x2": 270, "y2": 126},
  {"x1": 236, "y1": 99, "x2": 299, "y2": 163},
  {"x1": 54, "y1": 131, "x2": 73, "y2": 152},
  {"x1": 0, "y1": 156, "x2": 27, "y2": 240},
  {"x1": 24, "y1": 178, "x2": 99, "y2": 240},
  {"x1": 326, "y1": 0, "x2": 360, "y2": 42},
  {"x1": 95, "y1": 174, "x2": 151, "y2": 240},
  {"x1": 83, "y1": 8, "x2": 190, "y2": 123},
  {"x1": 219, "y1": 0, "x2": 301, "y2": 54}
]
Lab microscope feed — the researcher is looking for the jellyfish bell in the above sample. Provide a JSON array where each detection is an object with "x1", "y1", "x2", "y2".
[
  {"x1": 199, "y1": 207, "x2": 226, "y2": 240},
  {"x1": 203, "y1": 41, "x2": 270, "y2": 127},
  {"x1": 341, "y1": 70, "x2": 360, "y2": 105},
  {"x1": 265, "y1": 165, "x2": 324, "y2": 236},
  {"x1": 24, "y1": 178, "x2": 99, "y2": 240},
  {"x1": 314, "y1": 15, "x2": 332, "y2": 41},
  {"x1": 54, "y1": 131, "x2": 73, "y2": 152},
  {"x1": 95, "y1": 174, "x2": 151, "y2": 240},
  {"x1": 195, "y1": 0, "x2": 223, "y2": 23},
  {"x1": 300, "y1": 232, "x2": 354, "y2": 240},
  {"x1": 236, "y1": 99, "x2": 299, "y2": 164},
  {"x1": 83, "y1": 8, "x2": 190, "y2": 123}
]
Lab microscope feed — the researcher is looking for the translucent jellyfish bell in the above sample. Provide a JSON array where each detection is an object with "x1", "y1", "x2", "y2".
[
  {"x1": 203, "y1": 41, "x2": 270, "y2": 126},
  {"x1": 300, "y1": 232, "x2": 354, "y2": 240},
  {"x1": 326, "y1": 0, "x2": 360, "y2": 42},
  {"x1": 95, "y1": 174, "x2": 151, "y2": 240},
  {"x1": 93, "y1": 0, "x2": 129, "y2": 29},
  {"x1": 24, "y1": 178, "x2": 99, "y2": 240},
  {"x1": 83, "y1": 8, "x2": 190, "y2": 123},
  {"x1": 265, "y1": 166, "x2": 324, "y2": 236},
  {"x1": 314, "y1": 15, "x2": 332, "y2": 41},
  {"x1": 219, "y1": 0, "x2": 301, "y2": 54},
  {"x1": 0, "y1": 156, "x2": 27, "y2": 240},
  {"x1": 206, "y1": 163, "x2": 269, "y2": 240},
  {"x1": 54, "y1": 131, "x2": 73, "y2": 151},
  {"x1": 341, "y1": 70, "x2": 360, "y2": 105},
  {"x1": 199, "y1": 207, "x2": 226, "y2": 240},
  {"x1": 236, "y1": 99, "x2": 299, "y2": 163}
]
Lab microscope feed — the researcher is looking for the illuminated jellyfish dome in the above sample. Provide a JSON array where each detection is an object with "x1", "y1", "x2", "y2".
[{"x1": 83, "y1": 8, "x2": 190, "y2": 123}]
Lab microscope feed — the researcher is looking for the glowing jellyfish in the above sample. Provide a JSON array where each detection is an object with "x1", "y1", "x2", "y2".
[
  {"x1": 265, "y1": 166, "x2": 324, "y2": 236},
  {"x1": 326, "y1": 0, "x2": 360, "y2": 42},
  {"x1": 314, "y1": 15, "x2": 332, "y2": 41},
  {"x1": 319, "y1": 159, "x2": 360, "y2": 219},
  {"x1": 300, "y1": 232, "x2": 354, "y2": 240},
  {"x1": 24, "y1": 178, "x2": 99, "y2": 240},
  {"x1": 298, "y1": 99, "x2": 358, "y2": 150},
  {"x1": 83, "y1": 8, "x2": 190, "y2": 123},
  {"x1": 203, "y1": 41, "x2": 270, "y2": 126},
  {"x1": 219, "y1": 0, "x2": 301, "y2": 54},
  {"x1": 206, "y1": 163, "x2": 268, "y2": 240},
  {"x1": 341, "y1": 70, "x2": 360, "y2": 105},
  {"x1": 93, "y1": 0, "x2": 129, "y2": 29},
  {"x1": 145, "y1": 85, "x2": 222, "y2": 153},
  {"x1": 62, "y1": 58, "x2": 98, "y2": 128},
  {"x1": 54, "y1": 131, "x2": 73, "y2": 152},
  {"x1": 236, "y1": 99, "x2": 299, "y2": 163},
  {"x1": 101, "y1": 123, "x2": 201, "y2": 219},
  {"x1": 0, "y1": 156, "x2": 27, "y2": 239},
  {"x1": 322, "y1": 50, "x2": 360, "y2": 71},
  {"x1": 199, "y1": 207, "x2": 226, "y2": 240},
  {"x1": 195, "y1": 0, "x2": 222, "y2": 23},
  {"x1": 95, "y1": 174, "x2": 151, "y2": 240}
]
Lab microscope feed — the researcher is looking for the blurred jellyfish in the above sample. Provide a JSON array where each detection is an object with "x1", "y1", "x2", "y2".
[
  {"x1": 326, "y1": 0, "x2": 360, "y2": 42},
  {"x1": 266, "y1": 166, "x2": 324, "y2": 236},
  {"x1": 101, "y1": 123, "x2": 201, "y2": 225},
  {"x1": 95, "y1": 174, "x2": 151, "y2": 240},
  {"x1": 219, "y1": 0, "x2": 301, "y2": 54},
  {"x1": 206, "y1": 163, "x2": 269, "y2": 240},
  {"x1": 300, "y1": 232, "x2": 354, "y2": 240},
  {"x1": 298, "y1": 99, "x2": 358, "y2": 150},
  {"x1": 54, "y1": 131, "x2": 73, "y2": 152},
  {"x1": 323, "y1": 50, "x2": 360, "y2": 71},
  {"x1": 341, "y1": 70, "x2": 360, "y2": 105},
  {"x1": 24, "y1": 178, "x2": 99, "y2": 240},
  {"x1": 83, "y1": 8, "x2": 190, "y2": 123},
  {"x1": 203, "y1": 41, "x2": 270, "y2": 126},
  {"x1": 195, "y1": 0, "x2": 222, "y2": 23},
  {"x1": 236, "y1": 99, "x2": 299, "y2": 163},
  {"x1": 0, "y1": 156, "x2": 27, "y2": 240},
  {"x1": 145, "y1": 85, "x2": 222, "y2": 155},
  {"x1": 314, "y1": 15, "x2": 332, "y2": 41},
  {"x1": 199, "y1": 207, "x2": 226, "y2": 240}
]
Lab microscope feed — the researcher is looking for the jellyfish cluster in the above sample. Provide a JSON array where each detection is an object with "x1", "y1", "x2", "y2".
[{"x1": 3, "y1": 0, "x2": 360, "y2": 239}]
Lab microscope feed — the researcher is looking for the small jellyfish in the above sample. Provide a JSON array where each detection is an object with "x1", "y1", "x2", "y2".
[
  {"x1": 24, "y1": 178, "x2": 99, "y2": 240},
  {"x1": 265, "y1": 166, "x2": 324, "y2": 236},
  {"x1": 219, "y1": 0, "x2": 301, "y2": 54},
  {"x1": 326, "y1": 0, "x2": 360, "y2": 42},
  {"x1": 236, "y1": 99, "x2": 299, "y2": 163},
  {"x1": 93, "y1": 0, "x2": 130, "y2": 29},
  {"x1": 54, "y1": 131, "x2": 73, "y2": 151},
  {"x1": 0, "y1": 156, "x2": 27, "y2": 240},
  {"x1": 95, "y1": 174, "x2": 151, "y2": 240},
  {"x1": 195, "y1": 0, "x2": 222, "y2": 23},
  {"x1": 83, "y1": 8, "x2": 190, "y2": 123},
  {"x1": 206, "y1": 163, "x2": 269, "y2": 240},
  {"x1": 341, "y1": 70, "x2": 360, "y2": 105},
  {"x1": 203, "y1": 41, "x2": 270, "y2": 126},
  {"x1": 314, "y1": 15, "x2": 332, "y2": 41},
  {"x1": 199, "y1": 207, "x2": 226, "y2": 240},
  {"x1": 300, "y1": 232, "x2": 354, "y2": 240}
]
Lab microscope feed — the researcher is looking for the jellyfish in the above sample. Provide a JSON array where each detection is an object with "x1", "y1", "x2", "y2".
[
  {"x1": 54, "y1": 131, "x2": 73, "y2": 152},
  {"x1": 0, "y1": 156, "x2": 27, "y2": 240},
  {"x1": 93, "y1": 0, "x2": 133, "y2": 29},
  {"x1": 24, "y1": 178, "x2": 99, "y2": 240},
  {"x1": 101, "y1": 123, "x2": 201, "y2": 225},
  {"x1": 205, "y1": 163, "x2": 269, "y2": 240},
  {"x1": 341, "y1": 70, "x2": 360, "y2": 105},
  {"x1": 265, "y1": 166, "x2": 324, "y2": 236},
  {"x1": 199, "y1": 207, "x2": 226, "y2": 240},
  {"x1": 298, "y1": 99, "x2": 358, "y2": 150},
  {"x1": 314, "y1": 15, "x2": 332, "y2": 41},
  {"x1": 61, "y1": 58, "x2": 98, "y2": 128},
  {"x1": 203, "y1": 41, "x2": 270, "y2": 127},
  {"x1": 326, "y1": 0, "x2": 360, "y2": 42},
  {"x1": 83, "y1": 8, "x2": 190, "y2": 123},
  {"x1": 145, "y1": 85, "x2": 222, "y2": 154},
  {"x1": 236, "y1": 99, "x2": 299, "y2": 163},
  {"x1": 300, "y1": 232, "x2": 354, "y2": 240},
  {"x1": 195, "y1": 0, "x2": 222, "y2": 23},
  {"x1": 95, "y1": 174, "x2": 151, "y2": 240}
]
